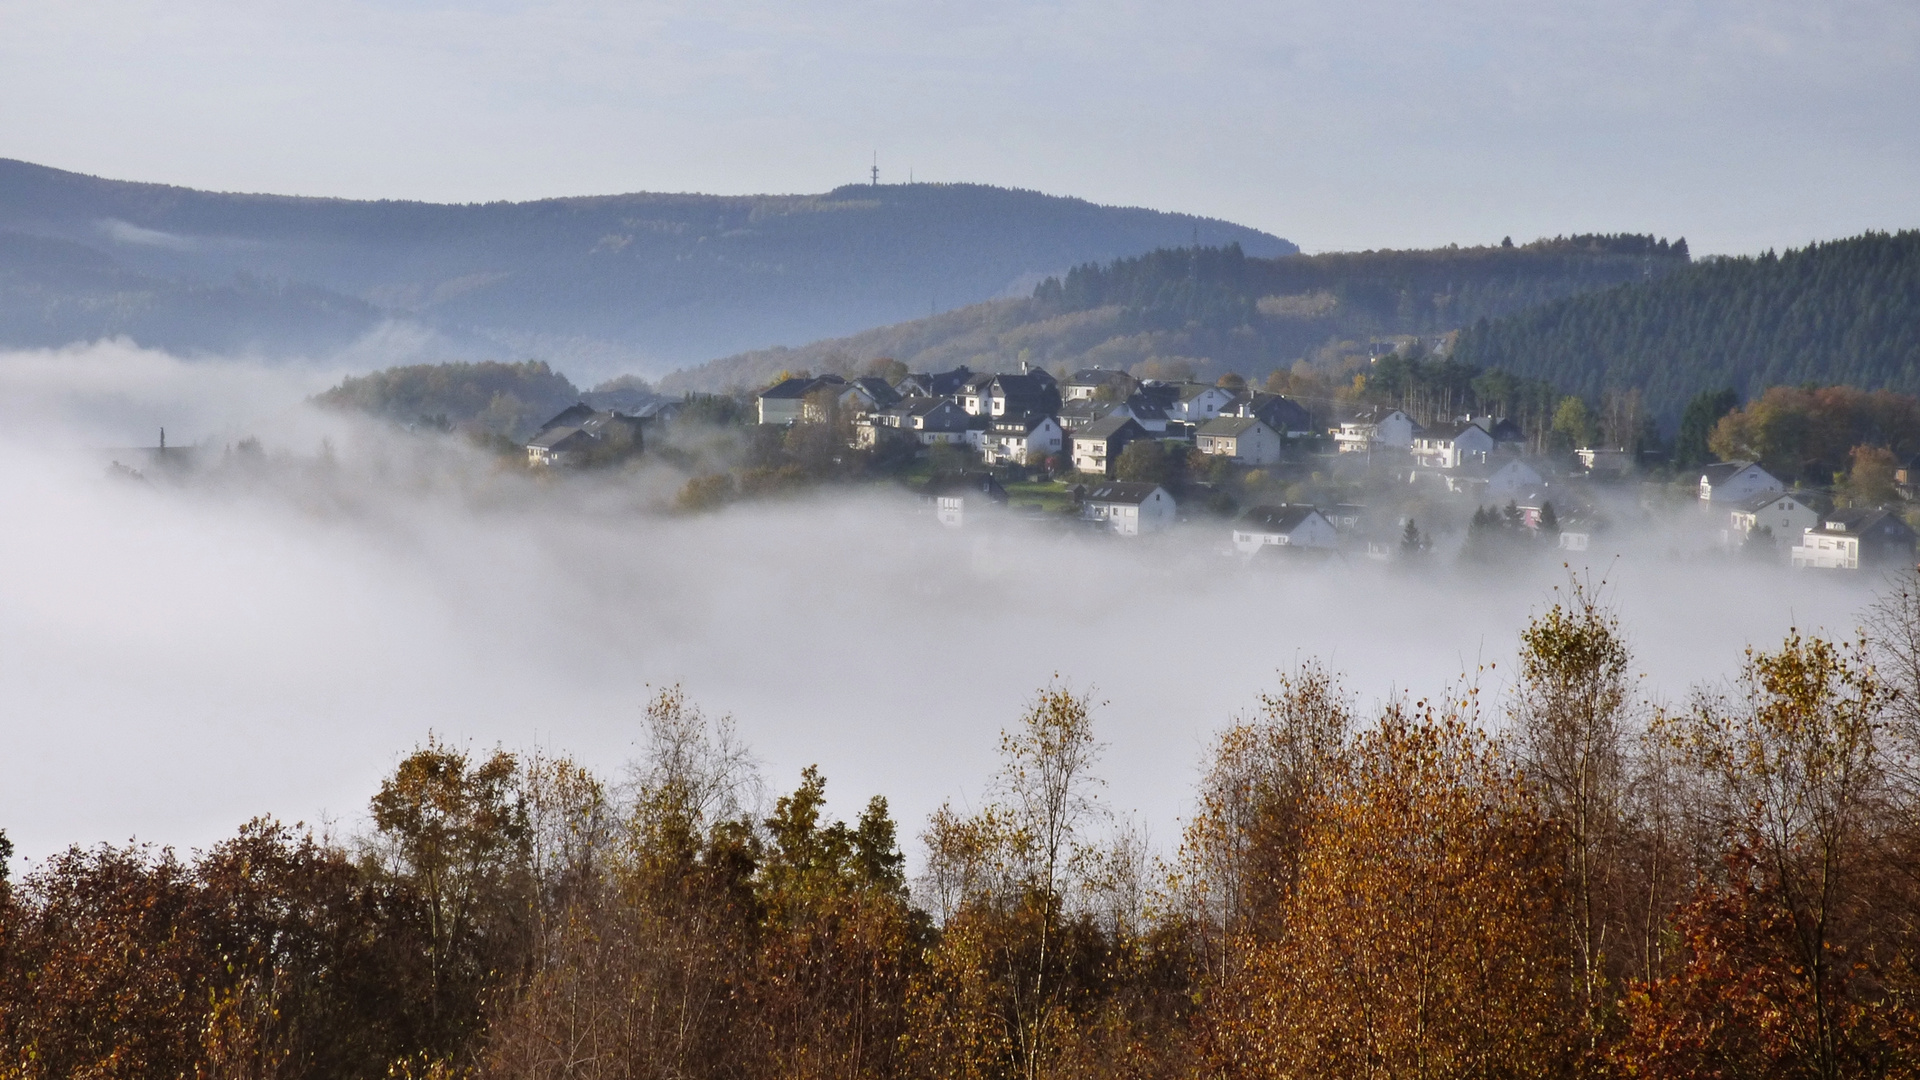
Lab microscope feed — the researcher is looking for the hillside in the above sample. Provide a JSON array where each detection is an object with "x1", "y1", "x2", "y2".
[
  {"x1": 1451, "y1": 231, "x2": 1920, "y2": 421},
  {"x1": 663, "y1": 236, "x2": 1688, "y2": 393},
  {"x1": 0, "y1": 159, "x2": 1294, "y2": 373},
  {"x1": 0, "y1": 230, "x2": 382, "y2": 356}
]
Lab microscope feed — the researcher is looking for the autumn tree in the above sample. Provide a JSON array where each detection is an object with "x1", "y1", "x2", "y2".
[
  {"x1": 369, "y1": 737, "x2": 534, "y2": 1059},
  {"x1": 905, "y1": 683, "x2": 1114, "y2": 1080},
  {"x1": 1511, "y1": 576, "x2": 1637, "y2": 1046},
  {"x1": 1627, "y1": 632, "x2": 1903, "y2": 1079},
  {"x1": 1177, "y1": 663, "x2": 1352, "y2": 985},
  {"x1": 1217, "y1": 698, "x2": 1573, "y2": 1080},
  {"x1": 484, "y1": 686, "x2": 763, "y2": 1080}
]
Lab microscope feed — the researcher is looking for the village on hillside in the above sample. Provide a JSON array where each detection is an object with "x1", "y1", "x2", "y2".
[{"x1": 509, "y1": 359, "x2": 1920, "y2": 572}]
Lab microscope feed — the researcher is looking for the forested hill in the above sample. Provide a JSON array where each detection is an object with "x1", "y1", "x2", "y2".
[
  {"x1": 0, "y1": 158, "x2": 1292, "y2": 374},
  {"x1": 1452, "y1": 230, "x2": 1920, "y2": 421},
  {"x1": 663, "y1": 235, "x2": 1688, "y2": 392}
]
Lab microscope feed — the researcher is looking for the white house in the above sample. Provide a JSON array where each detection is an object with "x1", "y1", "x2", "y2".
[
  {"x1": 981, "y1": 414, "x2": 1064, "y2": 465},
  {"x1": 1699, "y1": 461, "x2": 1783, "y2": 503},
  {"x1": 1080, "y1": 482, "x2": 1176, "y2": 536},
  {"x1": 1334, "y1": 406, "x2": 1420, "y2": 453},
  {"x1": 1729, "y1": 491, "x2": 1820, "y2": 548},
  {"x1": 1071, "y1": 416, "x2": 1149, "y2": 476},
  {"x1": 1166, "y1": 383, "x2": 1237, "y2": 424},
  {"x1": 1194, "y1": 417, "x2": 1284, "y2": 465},
  {"x1": 1412, "y1": 421, "x2": 1496, "y2": 468},
  {"x1": 1791, "y1": 509, "x2": 1918, "y2": 570},
  {"x1": 1231, "y1": 505, "x2": 1339, "y2": 554}
]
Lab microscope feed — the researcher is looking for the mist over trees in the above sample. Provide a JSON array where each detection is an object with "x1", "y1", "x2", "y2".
[{"x1": 8, "y1": 575, "x2": 1920, "y2": 1078}]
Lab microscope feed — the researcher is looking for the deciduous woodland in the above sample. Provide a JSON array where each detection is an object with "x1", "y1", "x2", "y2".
[{"x1": 7, "y1": 576, "x2": 1920, "y2": 1079}]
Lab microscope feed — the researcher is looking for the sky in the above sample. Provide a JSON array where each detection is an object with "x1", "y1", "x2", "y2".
[
  {"x1": 1, "y1": 0, "x2": 1916, "y2": 254},
  {"x1": 0, "y1": 342, "x2": 1883, "y2": 876}
]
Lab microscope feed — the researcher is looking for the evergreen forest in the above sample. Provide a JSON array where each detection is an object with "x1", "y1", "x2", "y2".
[{"x1": 1452, "y1": 231, "x2": 1920, "y2": 422}]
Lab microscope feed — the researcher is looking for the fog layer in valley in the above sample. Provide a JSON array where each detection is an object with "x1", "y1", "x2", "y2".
[{"x1": 0, "y1": 343, "x2": 1877, "y2": 874}]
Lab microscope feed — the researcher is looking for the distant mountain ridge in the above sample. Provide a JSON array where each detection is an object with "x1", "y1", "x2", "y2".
[{"x1": 0, "y1": 158, "x2": 1295, "y2": 374}]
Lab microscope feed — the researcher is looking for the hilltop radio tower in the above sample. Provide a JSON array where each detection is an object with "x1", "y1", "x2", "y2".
[{"x1": 870, "y1": 153, "x2": 879, "y2": 187}]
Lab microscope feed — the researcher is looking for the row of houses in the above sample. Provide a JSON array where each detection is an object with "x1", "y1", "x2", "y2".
[
  {"x1": 1697, "y1": 461, "x2": 1919, "y2": 569},
  {"x1": 762, "y1": 366, "x2": 1315, "y2": 475}
]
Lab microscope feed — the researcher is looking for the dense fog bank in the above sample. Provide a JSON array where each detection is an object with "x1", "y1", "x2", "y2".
[{"x1": 0, "y1": 344, "x2": 1874, "y2": 874}]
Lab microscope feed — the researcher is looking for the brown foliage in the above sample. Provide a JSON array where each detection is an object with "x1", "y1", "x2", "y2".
[{"x1": 1212, "y1": 701, "x2": 1575, "y2": 1080}]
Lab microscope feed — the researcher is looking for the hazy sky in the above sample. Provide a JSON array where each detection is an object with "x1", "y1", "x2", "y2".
[{"x1": 1, "y1": 0, "x2": 1914, "y2": 254}]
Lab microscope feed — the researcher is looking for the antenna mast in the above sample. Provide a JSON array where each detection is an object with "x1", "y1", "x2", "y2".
[{"x1": 870, "y1": 153, "x2": 879, "y2": 188}]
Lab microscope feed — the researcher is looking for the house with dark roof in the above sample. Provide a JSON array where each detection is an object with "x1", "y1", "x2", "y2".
[
  {"x1": 1063, "y1": 368, "x2": 1138, "y2": 402},
  {"x1": 1058, "y1": 399, "x2": 1118, "y2": 433},
  {"x1": 896, "y1": 366, "x2": 973, "y2": 398},
  {"x1": 1227, "y1": 391, "x2": 1314, "y2": 437},
  {"x1": 525, "y1": 409, "x2": 645, "y2": 467},
  {"x1": 1231, "y1": 505, "x2": 1339, "y2": 554},
  {"x1": 919, "y1": 472, "x2": 1008, "y2": 528},
  {"x1": 1333, "y1": 406, "x2": 1421, "y2": 452},
  {"x1": 1792, "y1": 508, "x2": 1918, "y2": 570},
  {"x1": 533, "y1": 403, "x2": 596, "y2": 436},
  {"x1": 1412, "y1": 421, "x2": 1496, "y2": 468},
  {"x1": 1080, "y1": 481, "x2": 1176, "y2": 535},
  {"x1": 1164, "y1": 382, "x2": 1237, "y2": 424},
  {"x1": 981, "y1": 414, "x2": 1065, "y2": 466},
  {"x1": 959, "y1": 373, "x2": 1061, "y2": 419},
  {"x1": 1196, "y1": 417, "x2": 1283, "y2": 465},
  {"x1": 1698, "y1": 462, "x2": 1783, "y2": 503},
  {"x1": 856, "y1": 396, "x2": 973, "y2": 448},
  {"x1": 756, "y1": 374, "x2": 846, "y2": 425},
  {"x1": 1728, "y1": 491, "x2": 1822, "y2": 549},
  {"x1": 1071, "y1": 416, "x2": 1149, "y2": 476}
]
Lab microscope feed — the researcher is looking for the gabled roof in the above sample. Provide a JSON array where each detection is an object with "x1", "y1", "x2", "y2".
[
  {"x1": 535, "y1": 403, "x2": 596, "y2": 435},
  {"x1": 1083, "y1": 481, "x2": 1167, "y2": 505},
  {"x1": 1066, "y1": 367, "x2": 1132, "y2": 387},
  {"x1": 1074, "y1": 416, "x2": 1147, "y2": 441},
  {"x1": 1122, "y1": 395, "x2": 1169, "y2": 421},
  {"x1": 1176, "y1": 381, "x2": 1227, "y2": 402},
  {"x1": 1060, "y1": 399, "x2": 1117, "y2": 422},
  {"x1": 1701, "y1": 461, "x2": 1766, "y2": 486},
  {"x1": 527, "y1": 426, "x2": 595, "y2": 451},
  {"x1": 1197, "y1": 416, "x2": 1272, "y2": 438},
  {"x1": 1340, "y1": 404, "x2": 1408, "y2": 426},
  {"x1": 759, "y1": 374, "x2": 845, "y2": 399},
  {"x1": 991, "y1": 413, "x2": 1056, "y2": 434},
  {"x1": 921, "y1": 472, "x2": 1009, "y2": 501},
  {"x1": 1417, "y1": 420, "x2": 1490, "y2": 443},
  {"x1": 1733, "y1": 490, "x2": 1813, "y2": 514},
  {"x1": 849, "y1": 376, "x2": 902, "y2": 408},
  {"x1": 1132, "y1": 383, "x2": 1179, "y2": 409},
  {"x1": 1812, "y1": 507, "x2": 1916, "y2": 538},
  {"x1": 1237, "y1": 504, "x2": 1326, "y2": 532}
]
